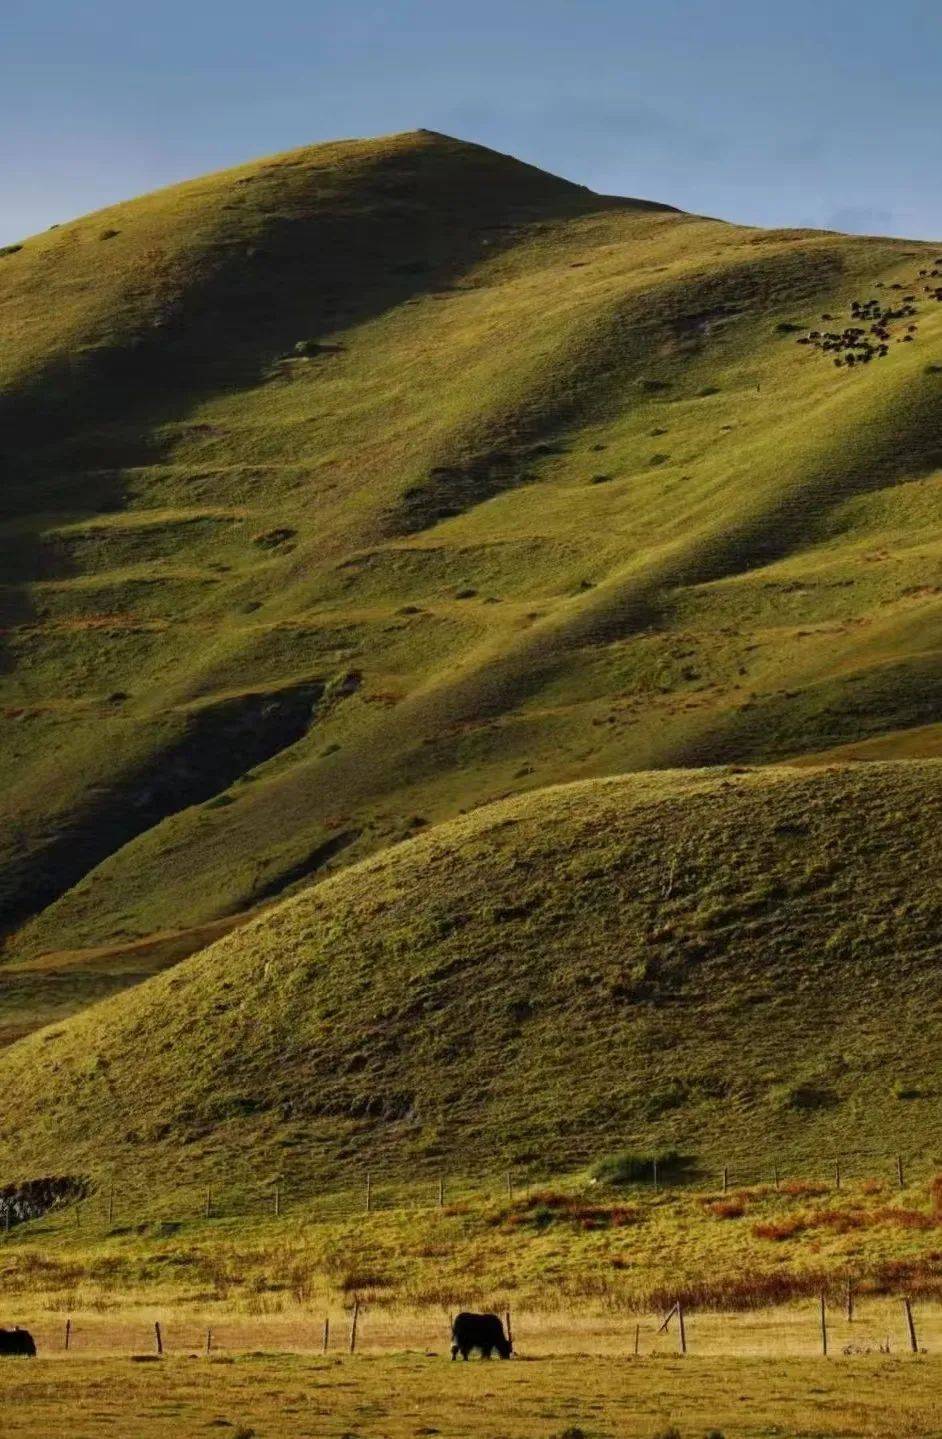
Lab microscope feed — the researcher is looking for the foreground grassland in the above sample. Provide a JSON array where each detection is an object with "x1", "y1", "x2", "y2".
[
  {"x1": 3, "y1": 128, "x2": 942, "y2": 1034},
  {"x1": 2, "y1": 1352, "x2": 941, "y2": 1439}
]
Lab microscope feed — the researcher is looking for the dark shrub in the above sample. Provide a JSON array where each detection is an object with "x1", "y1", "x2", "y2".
[
  {"x1": 593, "y1": 1149, "x2": 695, "y2": 1186},
  {"x1": 770, "y1": 1082, "x2": 835, "y2": 1112}
]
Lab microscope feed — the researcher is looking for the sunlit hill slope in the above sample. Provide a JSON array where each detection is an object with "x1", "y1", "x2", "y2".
[
  {"x1": 2, "y1": 128, "x2": 942, "y2": 1053},
  {"x1": 0, "y1": 761, "x2": 941, "y2": 1194}
]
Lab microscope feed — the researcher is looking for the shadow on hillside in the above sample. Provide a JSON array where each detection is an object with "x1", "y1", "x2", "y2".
[
  {"x1": 669, "y1": 652, "x2": 942, "y2": 771},
  {"x1": 0, "y1": 679, "x2": 333, "y2": 936},
  {"x1": 0, "y1": 457, "x2": 130, "y2": 698},
  {"x1": 0, "y1": 138, "x2": 655, "y2": 656},
  {"x1": 0, "y1": 140, "x2": 655, "y2": 463},
  {"x1": 0, "y1": 140, "x2": 669, "y2": 931}
]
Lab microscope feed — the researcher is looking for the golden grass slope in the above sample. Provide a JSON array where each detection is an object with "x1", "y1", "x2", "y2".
[
  {"x1": 2, "y1": 128, "x2": 942, "y2": 1020},
  {"x1": 1, "y1": 760, "x2": 940, "y2": 1195}
]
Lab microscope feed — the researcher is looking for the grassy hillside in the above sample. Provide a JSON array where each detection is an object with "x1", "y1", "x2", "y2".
[
  {"x1": 1, "y1": 761, "x2": 941, "y2": 1199},
  {"x1": 3, "y1": 128, "x2": 942, "y2": 1038}
]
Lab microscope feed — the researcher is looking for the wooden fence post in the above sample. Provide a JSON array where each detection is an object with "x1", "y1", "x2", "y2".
[
  {"x1": 205, "y1": 1327, "x2": 213, "y2": 1355},
  {"x1": 903, "y1": 1298, "x2": 918, "y2": 1354},
  {"x1": 64, "y1": 1318, "x2": 71, "y2": 1351},
  {"x1": 845, "y1": 1279, "x2": 854, "y2": 1323},
  {"x1": 634, "y1": 1322, "x2": 640, "y2": 1356},
  {"x1": 204, "y1": 1187, "x2": 212, "y2": 1220},
  {"x1": 365, "y1": 1173, "x2": 372, "y2": 1213},
  {"x1": 834, "y1": 1161, "x2": 841, "y2": 1191},
  {"x1": 322, "y1": 1315, "x2": 330, "y2": 1354},
  {"x1": 438, "y1": 1175, "x2": 445, "y2": 1208},
  {"x1": 896, "y1": 1154, "x2": 905, "y2": 1189},
  {"x1": 506, "y1": 1171, "x2": 513, "y2": 1203},
  {"x1": 273, "y1": 1184, "x2": 281, "y2": 1218},
  {"x1": 154, "y1": 1321, "x2": 163, "y2": 1356},
  {"x1": 819, "y1": 1295, "x2": 828, "y2": 1357},
  {"x1": 722, "y1": 1167, "x2": 728, "y2": 1194},
  {"x1": 505, "y1": 1309, "x2": 513, "y2": 1351},
  {"x1": 349, "y1": 1298, "x2": 360, "y2": 1354},
  {"x1": 652, "y1": 1159, "x2": 659, "y2": 1193},
  {"x1": 677, "y1": 1302, "x2": 687, "y2": 1355}
]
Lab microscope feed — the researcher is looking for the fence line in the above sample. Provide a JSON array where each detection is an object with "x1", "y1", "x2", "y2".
[
  {"x1": 11, "y1": 1295, "x2": 932, "y2": 1363},
  {"x1": 2, "y1": 1149, "x2": 938, "y2": 1240}
]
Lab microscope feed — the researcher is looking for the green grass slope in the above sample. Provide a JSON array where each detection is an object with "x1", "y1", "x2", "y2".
[
  {"x1": 3, "y1": 128, "x2": 942, "y2": 1036},
  {"x1": 1, "y1": 760, "x2": 940, "y2": 1198}
]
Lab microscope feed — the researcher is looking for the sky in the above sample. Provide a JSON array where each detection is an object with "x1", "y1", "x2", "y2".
[{"x1": 4, "y1": 0, "x2": 942, "y2": 246}]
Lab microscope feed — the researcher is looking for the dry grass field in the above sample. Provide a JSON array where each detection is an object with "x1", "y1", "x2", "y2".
[
  {"x1": 8, "y1": 1298, "x2": 942, "y2": 1360},
  {"x1": 2, "y1": 1345, "x2": 941, "y2": 1439}
]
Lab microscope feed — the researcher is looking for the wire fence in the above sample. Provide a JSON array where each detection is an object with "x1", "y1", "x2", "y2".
[
  {"x1": 2, "y1": 1147, "x2": 937, "y2": 1240},
  {"x1": 7, "y1": 1293, "x2": 937, "y2": 1362}
]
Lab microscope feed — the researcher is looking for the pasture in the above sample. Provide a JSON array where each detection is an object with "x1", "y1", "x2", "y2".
[
  {"x1": 5, "y1": 1174, "x2": 942, "y2": 1432},
  {"x1": 1, "y1": 1336, "x2": 940, "y2": 1438}
]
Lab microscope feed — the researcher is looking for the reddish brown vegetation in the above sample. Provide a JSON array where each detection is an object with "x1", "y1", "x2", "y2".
[
  {"x1": 753, "y1": 1201, "x2": 937, "y2": 1242},
  {"x1": 706, "y1": 1199, "x2": 746, "y2": 1220},
  {"x1": 873, "y1": 1206, "x2": 936, "y2": 1231},
  {"x1": 645, "y1": 1256, "x2": 942, "y2": 1312},
  {"x1": 752, "y1": 1216, "x2": 807, "y2": 1241},
  {"x1": 806, "y1": 1207, "x2": 869, "y2": 1233},
  {"x1": 780, "y1": 1179, "x2": 830, "y2": 1198}
]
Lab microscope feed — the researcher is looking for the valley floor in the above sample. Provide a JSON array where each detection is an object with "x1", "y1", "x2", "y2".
[{"x1": 1, "y1": 1348, "x2": 940, "y2": 1438}]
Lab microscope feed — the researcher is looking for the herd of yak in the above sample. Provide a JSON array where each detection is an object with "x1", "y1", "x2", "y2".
[
  {"x1": 795, "y1": 260, "x2": 942, "y2": 368},
  {"x1": 0, "y1": 1312, "x2": 512, "y2": 1361}
]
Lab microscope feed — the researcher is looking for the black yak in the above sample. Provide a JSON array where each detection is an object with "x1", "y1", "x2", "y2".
[
  {"x1": 450, "y1": 1312, "x2": 512, "y2": 1360},
  {"x1": 0, "y1": 1328, "x2": 36, "y2": 1357}
]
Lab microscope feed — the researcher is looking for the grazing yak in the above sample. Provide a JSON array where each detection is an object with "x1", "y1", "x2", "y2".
[
  {"x1": 0, "y1": 1327, "x2": 36, "y2": 1357},
  {"x1": 450, "y1": 1312, "x2": 512, "y2": 1360}
]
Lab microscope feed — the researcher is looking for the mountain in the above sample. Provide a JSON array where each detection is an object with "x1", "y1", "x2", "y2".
[
  {"x1": 2, "y1": 128, "x2": 942, "y2": 1057},
  {"x1": 1, "y1": 760, "x2": 941, "y2": 1193}
]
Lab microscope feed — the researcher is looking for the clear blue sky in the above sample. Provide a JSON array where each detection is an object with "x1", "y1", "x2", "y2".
[{"x1": 4, "y1": 0, "x2": 942, "y2": 245}]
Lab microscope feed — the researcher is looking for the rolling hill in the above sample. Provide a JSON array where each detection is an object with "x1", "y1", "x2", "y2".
[
  {"x1": 1, "y1": 125, "x2": 942, "y2": 1096},
  {"x1": 0, "y1": 126, "x2": 937, "y2": 1179},
  {"x1": 0, "y1": 761, "x2": 941, "y2": 1197}
]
